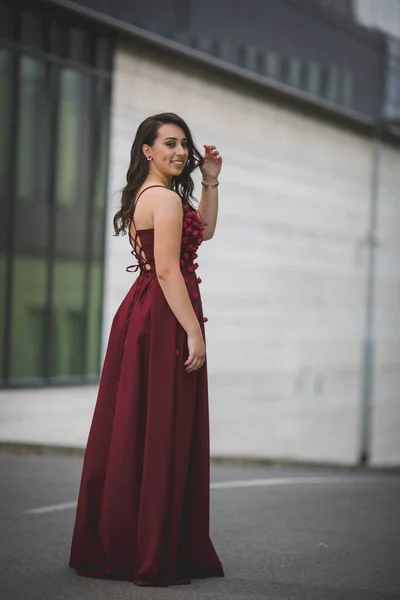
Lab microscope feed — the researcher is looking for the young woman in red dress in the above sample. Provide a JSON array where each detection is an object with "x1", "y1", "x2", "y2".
[{"x1": 69, "y1": 113, "x2": 224, "y2": 586}]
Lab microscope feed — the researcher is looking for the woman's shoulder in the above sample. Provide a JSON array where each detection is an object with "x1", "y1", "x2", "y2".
[
  {"x1": 135, "y1": 186, "x2": 182, "y2": 229},
  {"x1": 142, "y1": 186, "x2": 181, "y2": 210},
  {"x1": 136, "y1": 184, "x2": 180, "y2": 204}
]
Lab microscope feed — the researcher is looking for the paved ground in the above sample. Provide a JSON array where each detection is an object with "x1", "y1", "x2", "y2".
[{"x1": 1, "y1": 454, "x2": 399, "y2": 600}]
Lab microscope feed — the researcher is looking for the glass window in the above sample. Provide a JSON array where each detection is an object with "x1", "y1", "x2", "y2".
[
  {"x1": 51, "y1": 68, "x2": 92, "y2": 379},
  {"x1": 85, "y1": 81, "x2": 111, "y2": 377},
  {"x1": 299, "y1": 61, "x2": 310, "y2": 91},
  {"x1": 0, "y1": 49, "x2": 12, "y2": 204},
  {"x1": 0, "y1": 3, "x2": 112, "y2": 386},
  {"x1": 0, "y1": 255, "x2": 6, "y2": 382},
  {"x1": 95, "y1": 36, "x2": 113, "y2": 71},
  {"x1": 340, "y1": 70, "x2": 353, "y2": 107},
  {"x1": 305, "y1": 60, "x2": 322, "y2": 95},
  {"x1": 330, "y1": 65, "x2": 340, "y2": 103},
  {"x1": 0, "y1": 48, "x2": 13, "y2": 383},
  {"x1": 197, "y1": 36, "x2": 213, "y2": 55},
  {"x1": 237, "y1": 45, "x2": 246, "y2": 68},
  {"x1": 92, "y1": 80, "x2": 110, "y2": 260},
  {"x1": 256, "y1": 51, "x2": 266, "y2": 76},
  {"x1": 320, "y1": 64, "x2": 331, "y2": 100},
  {"x1": 93, "y1": 82, "x2": 110, "y2": 215},
  {"x1": 14, "y1": 54, "x2": 50, "y2": 261},
  {"x1": 218, "y1": 39, "x2": 231, "y2": 62},
  {"x1": 9, "y1": 54, "x2": 50, "y2": 382},
  {"x1": 0, "y1": 1, "x2": 15, "y2": 41},
  {"x1": 16, "y1": 56, "x2": 48, "y2": 205},
  {"x1": 10, "y1": 257, "x2": 48, "y2": 381},
  {"x1": 265, "y1": 52, "x2": 282, "y2": 80},
  {"x1": 68, "y1": 27, "x2": 89, "y2": 63},
  {"x1": 50, "y1": 261, "x2": 85, "y2": 378},
  {"x1": 54, "y1": 69, "x2": 91, "y2": 209},
  {"x1": 280, "y1": 56, "x2": 291, "y2": 85},
  {"x1": 48, "y1": 20, "x2": 68, "y2": 57},
  {"x1": 85, "y1": 262, "x2": 103, "y2": 376},
  {"x1": 236, "y1": 45, "x2": 257, "y2": 71},
  {"x1": 20, "y1": 9, "x2": 44, "y2": 50},
  {"x1": 288, "y1": 57, "x2": 302, "y2": 88},
  {"x1": 211, "y1": 39, "x2": 222, "y2": 58},
  {"x1": 27, "y1": 307, "x2": 47, "y2": 379}
]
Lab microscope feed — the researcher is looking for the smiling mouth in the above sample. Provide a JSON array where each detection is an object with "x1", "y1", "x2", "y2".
[{"x1": 171, "y1": 161, "x2": 185, "y2": 166}]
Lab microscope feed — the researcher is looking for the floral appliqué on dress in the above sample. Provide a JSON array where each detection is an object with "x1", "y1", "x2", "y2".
[{"x1": 181, "y1": 205, "x2": 208, "y2": 323}]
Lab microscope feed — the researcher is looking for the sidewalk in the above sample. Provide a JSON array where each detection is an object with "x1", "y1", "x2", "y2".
[
  {"x1": 0, "y1": 387, "x2": 97, "y2": 454},
  {"x1": 1, "y1": 387, "x2": 399, "y2": 470}
]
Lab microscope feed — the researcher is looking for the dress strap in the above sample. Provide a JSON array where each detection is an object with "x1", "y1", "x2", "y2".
[
  {"x1": 129, "y1": 184, "x2": 167, "y2": 239},
  {"x1": 135, "y1": 184, "x2": 167, "y2": 205}
]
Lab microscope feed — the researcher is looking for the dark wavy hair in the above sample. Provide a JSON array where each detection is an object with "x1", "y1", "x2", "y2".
[{"x1": 113, "y1": 112, "x2": 202, "y2": 236}]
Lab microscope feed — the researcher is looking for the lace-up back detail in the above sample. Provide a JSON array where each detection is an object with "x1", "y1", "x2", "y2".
[
  {"x1": 127, "y1": 185, "x2": 167, "y2": 274},
  {"x1": 127, "y1": 228, "x2": 154, "y2": 274},
  {"x1": 126, "y1": 185, "x2": 205, "y2": 279}
]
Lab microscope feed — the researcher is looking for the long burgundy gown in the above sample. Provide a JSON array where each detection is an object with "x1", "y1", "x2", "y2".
[{"x1": 69, "y1": 187, "x2": 224, "y2": 586}]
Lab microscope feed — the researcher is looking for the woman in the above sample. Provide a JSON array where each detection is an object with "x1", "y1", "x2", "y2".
[{"x1": 69, "y1": 113, "x2": 224, "y2": 587}]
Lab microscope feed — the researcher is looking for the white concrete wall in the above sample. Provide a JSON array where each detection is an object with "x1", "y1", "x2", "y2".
[
  {"x1": 101, "y1": 40, "x2": 400, "y2": 466},
  {"x1": 370, "y1": 142, "x2": 400, "y2": 466},
  {"x1": 0, "y1": 387, "x2": 96, "y2": 449}
]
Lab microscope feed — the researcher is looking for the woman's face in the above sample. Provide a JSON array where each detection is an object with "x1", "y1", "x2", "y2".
[{"x1": 145, "y1": 123, "x2": 189, "y2": 178}]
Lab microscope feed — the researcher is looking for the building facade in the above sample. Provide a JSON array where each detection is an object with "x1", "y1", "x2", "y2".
[
  {"x1": 355, "y1": 0, "x2": 400, "y2": 39},
  {"x1": 1, "y1": 0, "x2": 399, "y2": 465}
]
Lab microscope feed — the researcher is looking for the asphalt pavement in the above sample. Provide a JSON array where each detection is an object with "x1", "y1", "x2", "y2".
[{"x1": 1, "y1": 454, "x2": 399, "y2": 600}]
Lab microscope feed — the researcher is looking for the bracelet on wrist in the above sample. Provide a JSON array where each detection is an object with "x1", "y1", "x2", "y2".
[{"x1": 201, "y1": 180, "x2": 219, "y2": 188}]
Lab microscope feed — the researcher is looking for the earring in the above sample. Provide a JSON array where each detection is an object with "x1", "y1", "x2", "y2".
[{"x1": 147, "y1": 155, "x2": 152, "y2": 161}]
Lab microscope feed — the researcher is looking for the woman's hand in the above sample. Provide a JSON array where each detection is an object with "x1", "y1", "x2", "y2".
[
  {"x1": 200, "y1": 144, "x2": 222, "y2": 182},
  {"x1": 185, "y1": 329, "x2": 206, "y2": 373}
]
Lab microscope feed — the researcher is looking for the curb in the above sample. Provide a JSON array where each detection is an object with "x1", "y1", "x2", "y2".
[
  {"x1": 1, "y1": 442, "x2": 399, "y2": 473},
  {"x1": 0, "y1": 442, "x2": 85, "y2": 458}
]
